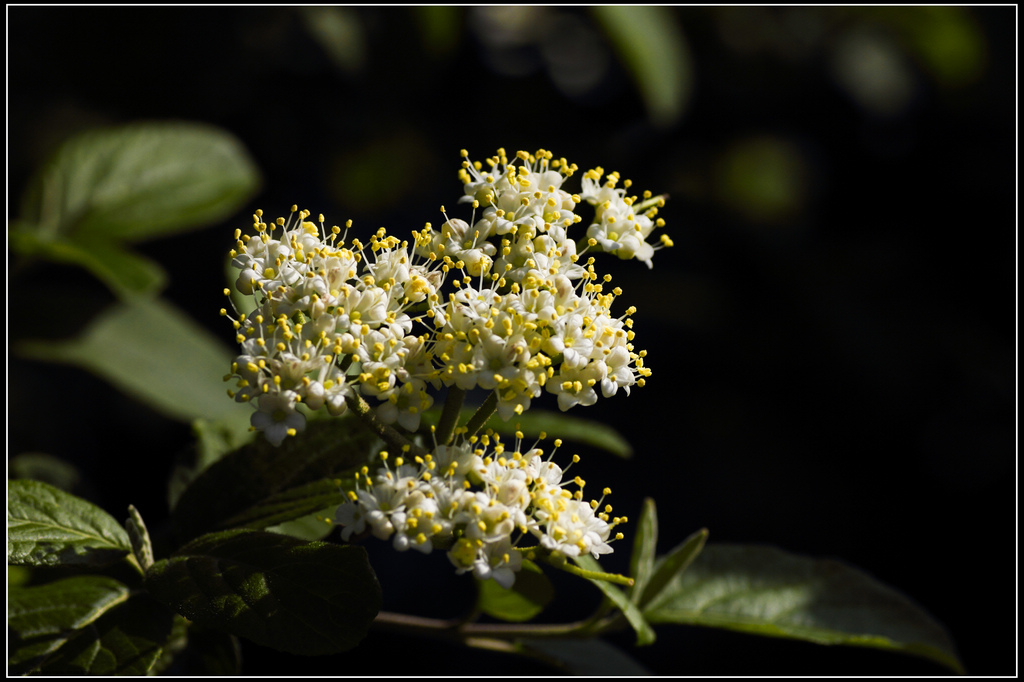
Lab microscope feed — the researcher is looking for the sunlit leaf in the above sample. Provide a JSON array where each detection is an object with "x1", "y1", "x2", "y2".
[
  {"x1": 642, "y1": 544, "x2": 964, "y2": 674},
  {"x1": 8, "y1": 576, "x2": 130, "y2": 639},
  {"x1": 7, "y1": 479, "x2": 131, "y2": 568},
  {"x1": 265, "y1": 507, "x2": 340, "y2": 542},
  {"x1": 19, "y1": 121, "x2": 260, "y2": 243},
  {"x1": 145, "y1": 529, "x2": 381, "y2": 655},
  {"x1": 15, "y1": 296, "x2": 253, "y2": 428}
]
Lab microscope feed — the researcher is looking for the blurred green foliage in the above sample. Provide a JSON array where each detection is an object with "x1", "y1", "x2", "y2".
[{"x1": 10, "y1": 123, "x2": 259, "y2": 297}]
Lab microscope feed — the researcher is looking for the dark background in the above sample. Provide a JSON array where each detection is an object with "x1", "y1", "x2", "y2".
[{"x1": 7, "y1": 7, "x2": 1016, "y2": 675}]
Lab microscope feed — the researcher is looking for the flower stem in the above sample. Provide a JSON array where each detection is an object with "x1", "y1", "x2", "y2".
[
  {"x1": 372, "y1": 610, "x2": 609, "y2": 639},
  {"x1": 345, "y1": 393, "x2": 429, "y2": 458},
  {"x1": 435, "y1": 386, "x2": 465, "y2": 446},
  {"x1": 461, "y1": 391, "x2": 498, "y2": 440}
]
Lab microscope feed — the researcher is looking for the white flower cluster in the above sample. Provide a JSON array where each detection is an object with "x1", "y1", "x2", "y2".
[
  {"x1": 223, "y1": 148, "x2": 668, "y2": 446},
  {"x1": 335, "y1": 434, "x2": 625, "y2": 588},
  {"x1": 223, "y1": 214, "x2": 441, "y2": 445},
  {"x1": 221, "y1": 148, "x2": 668, "y2": 585}
]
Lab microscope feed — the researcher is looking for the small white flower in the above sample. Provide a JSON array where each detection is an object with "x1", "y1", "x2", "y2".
[
  {"x1": 250, "y1": 390, "x2": 305, "y2": 446},
  {"x1": 548, "y1": 362, "x2": 607, "y2": 411},
  {"x1": 472, "y1": 537, "x2": 523, "y2": 588},
  {"x1": 535, "y1": 498, "x2": 613, "y2": 559}
]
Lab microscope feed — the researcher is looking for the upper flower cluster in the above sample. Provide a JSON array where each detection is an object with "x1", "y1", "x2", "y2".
[{"x1": 222, "y1": 149, "x2": 668, "y2": 446}]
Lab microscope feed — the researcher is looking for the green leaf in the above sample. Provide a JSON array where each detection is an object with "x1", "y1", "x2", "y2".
[
  {"x1": 638, "y1": 526, "x2": 708, "y2": 609},
  {"x1": 8, "y1": 451, "x2": 87, "y2": 496},
  {"x1": 476, "y1": 559, "x2": 554, "y2": 622},
  {"x1": 574, "y1": 554, "x2": 656, "y2": 646},
  {"x1": 9, "y1": 633, "x2": 69, "y2": 675},
  {"x1": 171, "y1": 416, "x2": 376, "y2": 543},
  {"x1": 8, "y1": 228, "x2": 166, "y2": 296},
  {"x1": 145, "y1": 529, "x2": 381, "y2": 655},
  {"x1": 9, "y1": 580, "x2": 174, "y2": 676},
  {"x1": 15, "y1": 296, "x2": 253, "y2": 428},
  {"x1": 592, "y1": 6, "x2": 693, "y2": 128},
  {"x1": 265, "y1": 507, "x2": 340, "y2": 542},
  {"x1": 7, "y1": 479, "x2": 131, "y2": 568},
  {"x1": 19, "y1": 121, "x2": 260, "y2": 243},
  {"x1": 10, "y1": 122, "x2": 258, "y2": 297},
  {"x1": 518, "y1": 637, "x2": 652, "y2": 675},
  {"x1": 627, "y1": 497, "x2": 661, "y2": 606},
  {"x1": 8, "y1": 575, "x2": 130, "y2": 639},
  {"x1": 7, "y1": 575, "x2": 130, "y2": 674},
  {"x1": 126, "y1": 505, "x2": 154, "y2": 572},
  {"x1": 26, "y1": 592, "x2": 177, "y2": 675},
  {"x1": 642, "y1": 544, "x2": 964, "y2": 674}
]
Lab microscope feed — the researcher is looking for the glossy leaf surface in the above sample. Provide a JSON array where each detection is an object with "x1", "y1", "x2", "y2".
[
  {"x1": 7, "y1": 480, "x2": 131, "y2": 568},
  {"x1": 171, "y1": 416, "x2": 376, "y2": 542},
  {"x1": 642, "y1": 544, "x2": 964, "y2": 673}
]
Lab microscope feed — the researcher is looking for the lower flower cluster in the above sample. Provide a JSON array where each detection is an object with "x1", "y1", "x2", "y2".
[{"x1": 334, "y1": 433, "x2": 625, "y2": 588}]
